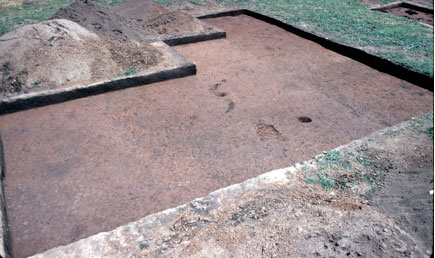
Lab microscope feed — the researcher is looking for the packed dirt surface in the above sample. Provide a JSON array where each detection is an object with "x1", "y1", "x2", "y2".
[
  {"x1": 0, "y1": 19, "x2": 162, "y2": 100},
  {"x1": 52, "y1": 0, "x2": 222, "y2": 43},
  {"x1": 0, "y1": 15, "x2": 432, "y2": 258},
  {"x1": 381, "y1": 6, "x2": 434, "y2": 25},
  {"x1": 31, "y1": 114, "x2": 434, "y2": 258}
]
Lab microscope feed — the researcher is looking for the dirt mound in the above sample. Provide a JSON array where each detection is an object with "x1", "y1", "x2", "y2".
[
  {"x1": 112, "y1": 0, "x2": 167, "y2": 22},
  {"x1": 113, "y1": 0, "x2": 214, "y2": 38},
  {"x1": 51, "y1": 0, "x2": 152, "y2": 42},
  {"x1": 0, "y1": 19, "x2": 162, "y2": 99},
  {"x1": 53, "y1": 0, "x2": 221, "y2": 43}
]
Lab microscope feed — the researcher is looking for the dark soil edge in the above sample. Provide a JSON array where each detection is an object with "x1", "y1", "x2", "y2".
[
  {"x1": 0, "y1": 63, "x2": 196, "y2": 115},
  {"x1": 0, "y1": 134, "x2": 9, "y2": 258},
  {"x1": 164, "y1": 31, "x2": 226, "y2": 46},
  {"x1": 198, "y1": 9, "x2": 434, "y2": 91}
]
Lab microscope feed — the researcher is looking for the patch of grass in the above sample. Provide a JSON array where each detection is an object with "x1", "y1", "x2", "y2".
[
  {"x1": 318, "y1": 150, "x2": 352, "y2": 172},
  {"x1": 138, "y1": 241, "x2": 149, "y2": 250},
  {"x1": 190, "y1": 0, "x2": 206, "y2": 5},
  {"x1": 116, "y1": 69, "x2": 138, "y2": 77},
  {"x1": 305, "y1": 148, "x2": 390, "y2": 192},
  {"x1": 410, "y1": 111, "x2": 434, "y2": 139},
  {"x1": 98, "y1": 0, "x2": 128, "y2": 7},
  {"x1": 155, "y1": 0, "x2": 176, "y2": 4},
  {"x1": 0, "y1": 0, "x2": 127, "y2": 35},
  {"x1": 305, "y1": 171, "x2": 336, "y2": 189},
  {"x1": 157, "y1": 0, "x2": 433, "y2": 76},
  {"x1": 382, "y1": 127, "x2": 405, "y2": 137},
  {"x1": 0, "y1": 0, "x2": 73, "y2": 35}
]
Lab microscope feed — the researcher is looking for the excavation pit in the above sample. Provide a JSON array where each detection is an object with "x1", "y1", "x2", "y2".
[
  {"x1": 0, "y1": 14, "x2": 432, "y2": 258},
  {"x1": 372, "y1": 1, "x2": 434, "y2": 25}
]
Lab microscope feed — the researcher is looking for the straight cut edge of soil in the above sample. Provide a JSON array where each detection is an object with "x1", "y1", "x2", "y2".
[
  {"x1": 197, "y1": 9, "x2": 433, "y2": 90},
  {"x1": 1, "y1": 8, "x2": 432, "y2": 115},
  {"x1": 0, "y1": 42, "x2": 196, "y2": 115},
  {"x1": 29, "y1": 112, "x2": 434, "y2": 258},
  {"x1": 0, "y1": 134, "x2": 8, "y2": 258}
]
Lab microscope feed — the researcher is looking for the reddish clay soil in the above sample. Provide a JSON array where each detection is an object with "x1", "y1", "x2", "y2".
[
  {"x1": 382, "y1": 6, "x2": 434, "y2": 25},
  {"x1": 0, "y1": 15, "x2": 432, "y2": 258}
]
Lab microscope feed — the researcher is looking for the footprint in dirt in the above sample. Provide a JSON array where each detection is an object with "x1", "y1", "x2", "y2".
[
  {"x1": 225, "y1": 101, "x2": 235, "y2": 113},
  {"x1": 210, "y1": 79, "x2": 227, "y2": 97},
  {"x1": 210, "y1": 79, "x2": 235, "y2": 114},
  {"x1": 256, "y1": 123, "x2": 287, "y2": 141}
]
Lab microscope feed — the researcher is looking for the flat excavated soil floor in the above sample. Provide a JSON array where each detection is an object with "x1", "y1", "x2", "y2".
[{"x1": 0, "y1": 15, "x2": 432, "y2": 258}]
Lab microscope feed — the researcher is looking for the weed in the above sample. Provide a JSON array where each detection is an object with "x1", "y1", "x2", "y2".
[
  {"x1": 138, "y1": 241, "x2": 149, "y2": 250},
  {"x1": 116, "y1": 69, "x2": 138, "y2": 77}
]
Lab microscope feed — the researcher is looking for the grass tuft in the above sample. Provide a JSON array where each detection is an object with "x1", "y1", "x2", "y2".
[
  {"x1": 304, "y1": 148, "x2": 390, "y2": 192},
  {"x1": 138, "y1": 241, "x2": 149, "y2": 250},
  {"x1": 116, "y1": 69, "x2": 138, "y2": 77}
]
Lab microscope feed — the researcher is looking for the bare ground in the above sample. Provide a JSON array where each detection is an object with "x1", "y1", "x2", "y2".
[
  {"x1": 1, "y1": 14, "x2": 432, "y2": 258},
  {"x1": 31, "y1": 112, "x2": 434, "y2": 258}
]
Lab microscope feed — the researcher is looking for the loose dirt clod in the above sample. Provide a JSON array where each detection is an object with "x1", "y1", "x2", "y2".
[{"x1": 0, "y1": 19, "x2": 162, "y2": 99}]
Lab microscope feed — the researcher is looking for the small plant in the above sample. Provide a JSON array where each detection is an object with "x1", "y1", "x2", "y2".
[
  {"x1": 116, "y1": 69, "x2": 137, "y2": 77},
  {"x1": 305, "y1": 171, "x2": 336, "y2": 189},
  {"x1": 138, "y1": 241, "x2": 149, "y2": 250}
]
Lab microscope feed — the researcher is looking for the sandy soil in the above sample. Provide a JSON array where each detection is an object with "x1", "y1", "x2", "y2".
[{"x1": 0, "y1": 18, "x2": 162, "y2": 100}]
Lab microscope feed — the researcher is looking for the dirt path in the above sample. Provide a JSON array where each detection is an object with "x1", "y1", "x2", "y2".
[{"x1": 0, "y1": 15, "x2": 432, "y2": 257}]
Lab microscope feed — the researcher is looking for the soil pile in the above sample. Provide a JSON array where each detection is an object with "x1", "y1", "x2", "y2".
[
  {"x1": 51, "y1": 0, "x2": 153, "y2": 42},
  {"x1": 53, "y1": 0, "x2": 220, "y2": 43},
  {"x1": 112, "y1": 0, "x2": 167, "y2": 22},
  {"x1": 113, "y1": 0, "x2": 216, "y2": 39},
  {"x1": 0, "y1": 19, "x2": 162, "y2": 99}
]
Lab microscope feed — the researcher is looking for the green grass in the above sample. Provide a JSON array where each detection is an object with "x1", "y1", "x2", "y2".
[
  {"x1": 305, "y1": 171, "x2": 336, "y2": 189},
  {"x1": 1, "y1": 0, "x2": 433, "y2": 76},
  {"x1": 0, "y1": 0, "x2": 128, "y2": 35},
  {"x1": 138, "y1": 241, "x2": 149, "y2": 250},
  {"x1": 410, "y1": 111, "x2": 434, "y2": 139},
  {"x1": 190, "y1": 0, "x2": 206, "y2": 5},
  {"x1": 159, "y1": 0, "x2": 434, "y2": 76},
  {"x1": 116, "y1": 69, "x2": 138, "y2": 77},
  {"x1": 305, "y1": 148, "x2": 390, "y2": 192}
]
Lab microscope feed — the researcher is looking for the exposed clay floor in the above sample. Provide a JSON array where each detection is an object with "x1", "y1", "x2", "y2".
[{"x1": 0, "y1": 15, "x2": 432, "y2": 258}]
